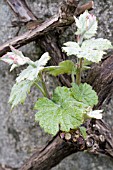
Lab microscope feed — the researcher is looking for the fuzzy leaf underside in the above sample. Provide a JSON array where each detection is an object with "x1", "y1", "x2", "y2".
[
  {"x1": 10, "y1": 45, "x2": 24, "y2": 57},
  {"x1": 35, "y1": 84, "x2": 98, "y2": 136},
  {"x1": 80, "y1": 38, "x2": 113, "y2": 62},
  {"x1": 62, "y1": 42, "x2": 104, "y2": 63},
  {"x1": 62, "y1": 42, "x2": 81, "y2": 56},
  {"x1": 16, "y1": 64, "x2": 41, "y2": 82},
  {"x1": 44, "y1": 60, "x2": 76, "y2": 76},
  {"x1": 9, "y1": 80, "x2": 33, "y2": 108},
  {"x1": 16, "y1": 52, "x2": 50, "y2": 82},
  {"x1": 1, "y1": 46, "x2": 33, "y2": 71},
  {"x1": 75, "y1": 10, "x2": 98, "y2": 39},
  {"x1": 1, "y1": 52, "x2": 14, "y2": 65},
  {"x1": 82, "y1": 38, "x2": 113, "y2": 51},
  {"x1": 77, "y1": 49, "x2": 105, "y2": 63},
  {"x1": 81, "y1": 21, "x2": 97, "y2": 39},
  {"x1": 62, "y1": 38, "x2": 113, "y2": 63}
]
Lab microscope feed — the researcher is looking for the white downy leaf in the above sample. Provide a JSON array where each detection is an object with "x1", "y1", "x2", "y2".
[
  {"x1": 87, "y1": 110, "x2": 103, "y2": 119},
  {"x1": 62, "y1": 41, "x2": 81, "y2": 56},
  {"x1": 82, "y1": 38, "x2": 113, "y2": 51},
  {"x1": 77, "y1": 49, "x2": 105, "y2": 63},
  {"x1": 16, "y1": 52, "x2": 50, "y2": 82},
  {"x1": 74, "y1": 10, "x2": 98, "y2": 39}
]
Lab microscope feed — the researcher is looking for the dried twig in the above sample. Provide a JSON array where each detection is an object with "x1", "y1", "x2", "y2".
[{"x1": 0, "y1": 1, "x2": 94, "y2": 57}]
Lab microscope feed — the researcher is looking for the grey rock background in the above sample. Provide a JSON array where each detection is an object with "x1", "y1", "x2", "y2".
[{"x1": 0, "y1": 0, "x2": 113, "y2": 169}]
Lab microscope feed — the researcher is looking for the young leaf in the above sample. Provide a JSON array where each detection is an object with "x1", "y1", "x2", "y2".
[
  {"x1": 16, "y1": 52, "x2": 50, "y2": 82},
  {"x1": 9, "y1": 80, "x2": 33, "y2": 109},
  {"x1": 79, "y1": 38, "x2": 113, "y2": 62},
  {"x1": 52, "y1": 86, "x2": 71, "y2": 104},
  {"x1": 16, "y1": 64, "x2": 40, "y2": 82},
  {"x1": 45, "y1": 60, "x2": 76, "y2": 76},
  {"x1": 62, "y1": 39, "x2": 111, "y2": 63},
  {"x1": 62, "y1": 41, "x2": 81, "y2": 56},
  {"x1": 77, "y1": 49, "x2": 105, "y2": 63},
  {"x1": 79, "y1": 126, "x2": 87, "y2": 139},
  {"x1": 82, "y1": 38, "x2": 113, "y2": 51},
  {"x1": 74, "y1": 10, "x2": 98, "y2": 39},
  {"x1": 71, "y1": 83, "x2": 98, "y2": 107},
  {"x1": 86, "y1": 110, "x2": 103, "y2": 119},
  {"x1": 35, "y1": 86, "x2": 86, "y2": 136},
  {"x1": 1, "y1": 46, "x2": 33, "y2": 71}
]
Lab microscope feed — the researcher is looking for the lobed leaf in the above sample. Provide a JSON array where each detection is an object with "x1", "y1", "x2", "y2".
[
  {"x1": 10, "y1": 46, "x2": 24, "y2": 57},
  {"x1": 82, "y1": 38, "x2": 113, "y2": 51},
  {"x1": 1, "y1": 46, "x2": 33, "y2": 71},
  {"x1": 16, "y1": 52, "x2": 50, "y2": 82},
  {"x1": 45, "y1": 60, "x2": 76, "y2": 76},
  {"x1": 37, "y1": 52, "x2": 50, "y2": 66},
  {"x1": 9, "y1": 80, "x2": 33, "y2": 109},
  {"x1": 71, "y1": 83, "x2": 98, "y2": 107},
  {"x1": 52, "y1": 86, "x2": 71, "y2": 104},
  {"x1": 74, "y1": 10, "x2": 98, "y2": 39},
  {"x1": 77, "y1": 49, "x2": 105, "y2": 63},
  {"x1": 62, "y1": 38, "x2": 113, "y2": 63},
  {"x1": 62, "y1": 41, "x2": 81, "y2": 56},
  {"x1": 35, "y1": 86, "x2": 86, "y2": 136},
  {"x1": 16, "y1": 64, "x2": 41, "y2": 82}
]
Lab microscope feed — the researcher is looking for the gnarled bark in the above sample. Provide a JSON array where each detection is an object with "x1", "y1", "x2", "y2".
[
  {"x1": 19, "y1": 118, "x2": 113, "y2": 170},
  {"x1": 0, "y1": 1, "x2": 93, "y2": 57}
]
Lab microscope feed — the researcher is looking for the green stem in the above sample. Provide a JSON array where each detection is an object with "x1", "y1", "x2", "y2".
[
  {"x1": 39, "y1": 73, "x2": 50, "y2": 99},
  {"x1": 27, "y1": 60, "x2": 37, "y2": 68},
  {"x1": 76, "y1": 35, "x2": 84, "y2": 85},
  {"x1": 76, "y1": 58, "x2": 83, "y2": 85},
  {"x1": 71, "y1": 72, "x2": 75, "y2": 83},
  {"x1": 34, "y1": 82, "x2": 45, "y2": 97}
]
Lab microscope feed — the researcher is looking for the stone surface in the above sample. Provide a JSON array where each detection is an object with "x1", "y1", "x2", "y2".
[
  {"x1": 0, "y1": 0, "x2": 113, "y2": 169},
  {"x1": 52, "y1": 152, "x2": 113, "y2": 170}
]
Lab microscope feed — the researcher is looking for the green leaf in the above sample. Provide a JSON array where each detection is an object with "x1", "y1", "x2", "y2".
[
  {"x1": 9, "y1": 80, "x2": 33, "y2": 108},
  {"x1": 35, "y1": 86, "x2": 86, "y2": 136},
  {"x1": 62, "y1": 42, "x2": 81, "y2": 56},
  {"x1": 16, "y1": 52, "x2": 50, "y2": 82},
  {"x1": 79, "y1": 126, "x2": 87, "y2": 139},
  {"x1": 74, "y1": 10, "x2": 98, "y2": 39},
  {"x1": 82, "y1": 38, "x2": 113, "y2": 51},
  {"x1": 83, "y1": 59, "x2": 92, "y2": 66},
  {"x1": 71, "y1": 83, "x2": 98, "y2": 107},
  {"x1": 52, "y1": 86, "x2": 71, "y2": 104},
  {"x1": 45, "y1": 60, "x2": 76, "y2": 76}
]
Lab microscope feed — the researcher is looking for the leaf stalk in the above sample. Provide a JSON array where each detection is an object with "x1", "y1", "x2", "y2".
[
  {"x1": 34, "y1": 82, "x2": 45, "y2": 97},
  {"x1": 76, "y1": 35, "x2": 83, "y2": 85},
  {"x1": 39, "y1": 72, "x2": 50, "y2": 98}
]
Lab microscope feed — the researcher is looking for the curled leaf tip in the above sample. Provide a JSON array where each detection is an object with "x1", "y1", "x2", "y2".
[{"x1": 87, "y1": 110, "x2": 103, "y2": 119}]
